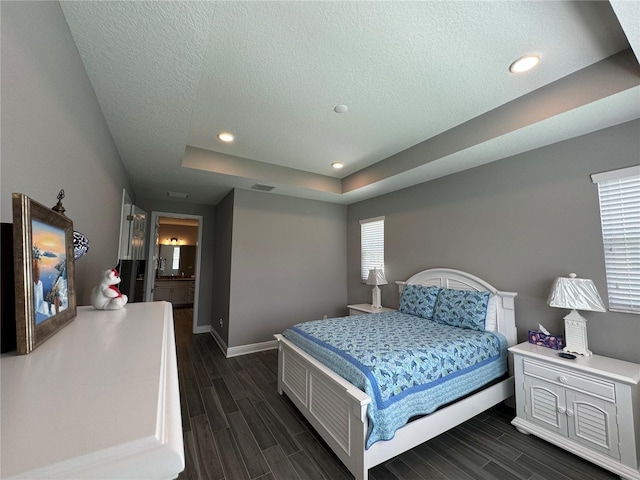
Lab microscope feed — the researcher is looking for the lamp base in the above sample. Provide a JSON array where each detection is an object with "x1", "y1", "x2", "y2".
[
  {"x1": 563, "y1": 309, "x2": 592, "y2": 357},
  {"x1": 371, "y1": 286, "x2": 382, "y2": 309}
]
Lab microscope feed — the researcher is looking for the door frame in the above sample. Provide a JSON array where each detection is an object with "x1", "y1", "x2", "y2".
[{"x1": 146, "y1": 211, "x2": 203, "y2": 335}]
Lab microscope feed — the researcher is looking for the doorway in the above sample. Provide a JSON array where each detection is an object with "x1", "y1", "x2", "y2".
[{"x1": 145, "y1": 211, "x2": 203, "y2": 335}]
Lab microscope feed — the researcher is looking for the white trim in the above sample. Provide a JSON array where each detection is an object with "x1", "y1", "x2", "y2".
[
  {"x1": 227, "y1": 340, "x2": 277, "y2": 358},
  {"x1": 117, "y1": 189, "x2": 131, "y2": 260},
  {"x1": 209, "y1": 327, "x2": 228, "y2": 355},
  {"x1": 193, "y1": 325, "x2": 210, "y2": 335},
  {"x1": 359, "y1": 215, "x2": 385, "y2": 225},
  {"x1": 208, "y1": 328, "x2": 277, "y2": 358},
  {"x1": 591, "y1": 165, "x2": 640, "y2": 184},
  {"x1": 146, "y1": 211, "x2": 203, "y2": 335}
]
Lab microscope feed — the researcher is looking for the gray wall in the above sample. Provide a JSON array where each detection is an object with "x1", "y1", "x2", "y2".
[
  {"x1": 135, "y1": 198, "x2": 215, "y2": 328},
  {"x1": 228, "y1": 189, "x2": 347, "y2": 347},
  {"x1": 212, "y1": 190, "x2": 234, "y2": 344},
  {"x1": 1, "y1": 1, "x2": 132, "y2": 306},
  {"x1": 347, "y1": 119, "x2": 640, "y2": 364}
]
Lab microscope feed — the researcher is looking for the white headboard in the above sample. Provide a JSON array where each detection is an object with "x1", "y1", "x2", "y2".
[{"x1": 396, "y1": 268, "x2": 518, "y2": 347}]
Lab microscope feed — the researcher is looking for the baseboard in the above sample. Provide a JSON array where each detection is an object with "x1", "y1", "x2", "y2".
[
  {"x1": 209, "y1": 327, "x2": 228, "y2": 355},
  {"x1": 226, "y1": 340, "x2": 277, "y2": 358},
  {"x1": 208, "y1": 326, "x2": 277, "y2": 357},
  {"x1": 193, "y1": 325, "x2": 210, "y2": 334}
]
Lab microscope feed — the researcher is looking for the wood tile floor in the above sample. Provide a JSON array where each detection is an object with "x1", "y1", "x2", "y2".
[{"x1": 173, "y1": 307, "x2": 617, "y2": 480}]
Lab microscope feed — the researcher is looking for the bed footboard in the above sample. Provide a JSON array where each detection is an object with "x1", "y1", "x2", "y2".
[
  {"x1": 275, "y1": 334, "x2": 371, "y2": 480},
  {"x1": 275, "y1": 333, "x2": 515, "y2": 480}
]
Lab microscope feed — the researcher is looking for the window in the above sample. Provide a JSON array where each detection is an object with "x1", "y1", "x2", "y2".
[
  {"x1": 172, "y1": 247, "x2": 180, "y2": 270},
  {"x1": 592, "y1": 165, "x2": 640, "y2": 314},
  {"x1": 360, "y1": 216, "x2": 384, "y2": 281}
]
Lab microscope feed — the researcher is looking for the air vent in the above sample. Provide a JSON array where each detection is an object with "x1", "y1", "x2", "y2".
[
  {"x1": 167, "y1": 191, "x2": 189, "y2": 199},
  {"x1": 251, "y1": 184, "x2": 276, "y2": 192}
]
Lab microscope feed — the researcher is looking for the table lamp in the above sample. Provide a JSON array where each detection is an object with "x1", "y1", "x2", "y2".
[
  {"x1": 547, "y1": 273, "x2": 606, "y2": 356},
  {"x1": 367, "y1": 267, "x2": 387, "y2": 309}
]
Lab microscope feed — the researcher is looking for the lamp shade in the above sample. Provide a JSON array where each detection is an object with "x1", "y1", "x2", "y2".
[
  {"x1": 547, "y1": 273, "x2": 606, "y2": 312},
  {"x1": 366, "y1": 268, "x2": 387, "y2": 286}
]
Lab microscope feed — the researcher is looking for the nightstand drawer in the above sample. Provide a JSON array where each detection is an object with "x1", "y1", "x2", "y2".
[{"x1": 523, "y1": 359, "x2": 615, "y2": 401}]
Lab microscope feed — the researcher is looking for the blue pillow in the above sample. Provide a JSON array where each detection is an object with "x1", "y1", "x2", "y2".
[
  {"x1": 433, "y1": 288, "x2": 490, "y2": 331},
  {"x1": 398, "y1": 284, "x2": 441, "y2": 319}
]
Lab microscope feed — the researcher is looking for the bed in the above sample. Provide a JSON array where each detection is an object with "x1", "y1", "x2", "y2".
[{"x1": 274, "y1": 268, "x2": 517, "y2": 480}]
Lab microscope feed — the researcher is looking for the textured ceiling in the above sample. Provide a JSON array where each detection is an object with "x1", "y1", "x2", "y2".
[{"x1": 60, "y1": 1, "x2": 640, "y2": 206}]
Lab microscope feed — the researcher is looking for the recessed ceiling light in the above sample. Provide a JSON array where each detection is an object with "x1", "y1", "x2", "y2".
[
  {"x1": 218, "y1": 132, "x2": 234, "y2": 142},
  {"x1": 509, "y1": 54, "x2": 540, "y2": 73},
  {"x1": 331, "y1": 162, "x2": 344, "y2": 169}
]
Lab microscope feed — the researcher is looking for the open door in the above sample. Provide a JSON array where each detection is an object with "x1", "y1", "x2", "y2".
[
  {"x1": 147, "y1": 215, "x2": 160, "y2": 301},
  {"x1": 117, "y1": 189, "x2": 147, "y2": 302},
  {"x1": 146, "y1": 212, "x2": 203, "y2": 334}
]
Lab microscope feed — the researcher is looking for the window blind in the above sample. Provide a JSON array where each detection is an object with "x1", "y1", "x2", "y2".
[
  {"x1": 592, "y1": 166, "x2": 640, "y2": 314},
  {"x1": 360, "y1": 217, "x2": 384, "y2": 282}
]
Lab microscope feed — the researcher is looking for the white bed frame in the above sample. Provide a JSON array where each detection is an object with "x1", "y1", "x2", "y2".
[{"x1": 274, "y1": 268, "x2": 518, "y2": 480}]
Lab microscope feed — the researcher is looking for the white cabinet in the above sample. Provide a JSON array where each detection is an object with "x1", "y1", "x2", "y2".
[
  {"x1": 171, "y1": 282, "x2": 189, "y2": 305},
  {"x1": 347, "y1": 303, "x2": 395, "y2": 315},
  {"x1": 510, "y1": 342, "x2": 640, "y2": 480},
  {"x1": 522, "y1": 360, "x2": 619, "y2": 457},
  {"x1": 0, "y1": 303, "x2": 183, "y2": 479},
  {"x1": 154, "y1": 280, "x2": 194, "y2": 306},
  {"x1": 154, "y1": 283, "x2": 173, "y2": 302}
]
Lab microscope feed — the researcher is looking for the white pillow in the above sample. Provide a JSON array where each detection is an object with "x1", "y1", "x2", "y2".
[{"x1": 485, "y1": 294, "x2": 498, "y2": 331}]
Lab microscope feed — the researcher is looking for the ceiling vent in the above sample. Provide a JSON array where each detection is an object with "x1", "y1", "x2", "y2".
[
  {"x1": 167, "y1": 191, "x2": 189, "y2": 199},
  {"x1": 251, "y1": 183, "x2": 276, "y2": 192}
]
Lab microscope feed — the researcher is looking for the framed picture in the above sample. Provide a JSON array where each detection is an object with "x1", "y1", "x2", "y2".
[{"x1": 12, "y1": 193, "x2": 77, "y2": 354}]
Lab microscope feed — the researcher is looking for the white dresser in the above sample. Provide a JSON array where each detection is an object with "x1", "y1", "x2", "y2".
[
  {"x1": 0, "y1": 302, "x2": 184, "y2": 479},
  {"x1": 510, "y1": 342, "x2": 640, "y2": 480}
]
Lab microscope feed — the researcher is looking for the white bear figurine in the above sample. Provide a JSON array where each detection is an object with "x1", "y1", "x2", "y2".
[{"x1": 90, "y1": 268, "x2": 128, "y2": 310}]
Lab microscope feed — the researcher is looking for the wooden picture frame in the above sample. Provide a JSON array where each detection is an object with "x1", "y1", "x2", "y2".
[{"x1": 12, "y1": 193, "x2": 77, "y2": 354}]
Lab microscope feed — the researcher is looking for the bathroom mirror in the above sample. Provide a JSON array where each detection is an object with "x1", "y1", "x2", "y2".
[{"x1": 157, "y1": 245, "x2": 197, "y2": 278}]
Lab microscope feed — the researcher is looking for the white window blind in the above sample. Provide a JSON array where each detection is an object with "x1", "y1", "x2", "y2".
[
  {"x1": 360, "y1": 216, "x2": 385, "y2": 281},
  {"x1": 592, "y1": 165, "x2": 640, "y2": 314}
]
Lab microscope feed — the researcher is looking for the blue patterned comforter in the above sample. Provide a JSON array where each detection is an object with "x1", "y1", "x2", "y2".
[{"x1": 282, "y1": 312, "x2": 507, "y2": 448}]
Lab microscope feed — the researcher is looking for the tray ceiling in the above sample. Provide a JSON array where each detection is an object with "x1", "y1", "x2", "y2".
[{"x1": 60, "y1": 1, "x2": 640, "y2": 205}]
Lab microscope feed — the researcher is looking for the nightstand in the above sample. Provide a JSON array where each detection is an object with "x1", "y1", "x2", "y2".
[
  {"x1": 347, "y1": 304, "x2": 395, "y2": 315},
  {"x1": 509, "y1": 342, "x2": 640, "y2": 480}
]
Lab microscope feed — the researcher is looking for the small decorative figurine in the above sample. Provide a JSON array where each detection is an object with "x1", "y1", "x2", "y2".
[
  {"x1": 52, "y1": 189, "x2": 66, "y2": 215},
  {"x1": 90, "y1": 269, "x2": 128, "y2": 310},
  {"x1": 48, "y1": 189, "x2": 90, "y2": 261}
]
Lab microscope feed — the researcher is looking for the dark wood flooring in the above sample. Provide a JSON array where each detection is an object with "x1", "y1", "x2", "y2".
[{"x1": 172, "y1": 307, "x2": 617, "y2": 480}]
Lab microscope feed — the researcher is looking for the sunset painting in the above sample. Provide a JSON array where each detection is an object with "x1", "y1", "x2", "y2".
[{"x1": 32, "y1": 219, "x2": 68, "y2": 325}]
